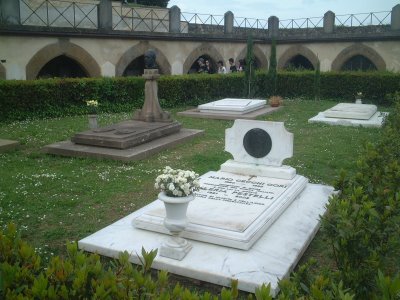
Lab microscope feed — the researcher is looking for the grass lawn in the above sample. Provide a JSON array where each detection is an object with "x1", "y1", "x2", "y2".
[{"x1": 0, "y1": 99, "x2": 392, "y2": 276}]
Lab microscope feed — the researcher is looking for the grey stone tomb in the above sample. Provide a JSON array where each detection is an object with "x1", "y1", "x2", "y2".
[
  {"x1": 43, "y1": 50, "x2": 203, "y2": 161},
  {"x1": 79, "y1": 119, "x2": 334, "y2": 296}
]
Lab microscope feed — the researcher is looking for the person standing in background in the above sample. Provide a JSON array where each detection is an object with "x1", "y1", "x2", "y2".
[{"x1": 228, "y1": 58, "x2": 237, "y2": 73}]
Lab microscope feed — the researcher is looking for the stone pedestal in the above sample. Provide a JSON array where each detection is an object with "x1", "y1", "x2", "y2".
[{"x1": 133, "y1": 69, "x2": 172, "y2": 122}]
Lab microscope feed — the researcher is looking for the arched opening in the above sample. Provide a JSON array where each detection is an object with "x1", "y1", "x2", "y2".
[
  {"x1": 116, "y1": 42, "x2": 171, "y2": 76},
  {"x1": 188, "y1": 55, "x2": 217, "y2": 74},
  {"x1": 278, "y1": 45, "x2": 318, "y2": 71},
  {"x1": 341, "y1": 55, "x2": 377, "y2": 71},
  {"x1": 26, "y1": 41, "x2": 101, "y2": 80},
  {"x1": 236, "y1": 44, "x2": 269, "y2": 71},
  {"x1": 331, "y1": 44, "x2": 386, "y2": 72},
  {"x1": 37, "y1": 55, "x2": 88, "y2": 78},
  {"x1": 183, "y1": 43, "x2": 224, "y2": 74},
  {"x1": 123, "y1": 55, "x2": 145, "y2": 76},
  {"x1": 284, "y1": 55, "x2": 314, "y2": 71}
]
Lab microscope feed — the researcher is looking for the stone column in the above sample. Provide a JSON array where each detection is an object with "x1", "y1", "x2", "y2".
[
  {"x1": 268, "y1": 16, "x2": 279, "y2": 38},
  {"x1": 224, "y1": 11, "x2": 234, "y2": 34},
  {"x1": 0, "y1": 0, "x2": 20, "y2": 25},
  {"x1": 133, "y1": 69, "x2": 172, "y2": 122},
  {"x1": 391, "y1": 4, "x2": 400, "y2": 30},
  {"x1": 169, "y1": 5, "x2": 181, "y2": 33},
  {"x1": 98, "y1": 0, "x2": 112, "y2": 31},
  {"x1": 323, "y1": 11, "x2": 335, "y2": 33}
]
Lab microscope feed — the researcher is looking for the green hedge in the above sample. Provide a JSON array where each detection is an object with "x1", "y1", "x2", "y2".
[{"x1": 1, "y1": 72, "x2": 399, "y2": 122}]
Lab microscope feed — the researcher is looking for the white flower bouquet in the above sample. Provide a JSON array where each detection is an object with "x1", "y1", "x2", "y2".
[
  {"x1": 155, "y1": 166, "x2": 200, "y2": 197},
  {"x1": 86, "y1": 100, "x2": 99, "y2": 114},
  {"x1": 356, "y1": 92, "x2": 363, "y2": 99}
]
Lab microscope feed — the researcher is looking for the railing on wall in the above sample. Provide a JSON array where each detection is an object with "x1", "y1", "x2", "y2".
[
  {"x1": 20, "y1": 0, "x2": 98, "y2": 29},
  {"x1": 180, "y1": 12, "x2": 224, "y2": 33},
  {"x1": 112, "y1": 5, "x2": 169, "y2": 32},
  {"x1": 5, "y1": 1, "x2": 396, "y2": 35},
  {"x1": 335, "y1": 11, "x2": 391, "y2": 27},
  {"x1": 279, "y1": 16, "x2": 324, "y2": 29}
]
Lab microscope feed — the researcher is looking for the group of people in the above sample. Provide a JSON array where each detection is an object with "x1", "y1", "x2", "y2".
[{"x1": 197, "y1": 57, "x2": 246, "y2": 74}]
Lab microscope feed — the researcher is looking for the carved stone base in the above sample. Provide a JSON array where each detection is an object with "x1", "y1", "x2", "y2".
[{"x1": 160, "y1": 236, "x2": 192, "y2": 260}]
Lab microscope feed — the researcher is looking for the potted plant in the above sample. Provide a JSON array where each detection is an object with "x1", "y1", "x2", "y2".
[
  {"x1": 154, "y1": 166, "x2": 200, "y2": 260},
  {"x1": 86, "y1": 100, "x2": 99, "y2": 129},
  {"x1": 355, "y1": 92, "x2": 363, "y2": 104},
  {"x1": 269, "y1": 95, "x2": 282, "y2": 107}
]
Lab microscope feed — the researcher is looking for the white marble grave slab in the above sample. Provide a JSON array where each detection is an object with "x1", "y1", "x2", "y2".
[
  {"x1": 323, "y1": 103, "x2": 377, "y2": 120},
  {"x1": 132, "y1": 171, "x2": 308, "y2": 250},
  {"x1": 79, "y1": 183, "x2": 334, "y2": 296},
  {"x1": 309, "y1": 111, "x2": 388, "y2": 128},
  {"x1": 198, "y1": 98, "x2": 266, "y2": 115}
]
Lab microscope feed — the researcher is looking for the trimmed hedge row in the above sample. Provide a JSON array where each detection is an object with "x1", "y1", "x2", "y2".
[{"x1": 1, "y1": 71, "x2": 399, "y2": 122}]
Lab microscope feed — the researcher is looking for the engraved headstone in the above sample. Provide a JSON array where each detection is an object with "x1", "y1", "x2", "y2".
[
  {"x1": 133, "y1": 120, "x2": 308, "y2": 249},
  {"x1": 79, "y1": 119, "x2": 334, "y2": 296}
]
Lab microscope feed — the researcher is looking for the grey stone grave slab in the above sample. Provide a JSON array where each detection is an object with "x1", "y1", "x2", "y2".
[
  {"x1": 72, "y1": 120, "x2": 181, "y2": 149},
  {"x1": 0, "y1": 139, "x2": 19, "y2": 153},
  {"x1": 43, "y1": 129, "x2": 203, "y2": 162}
]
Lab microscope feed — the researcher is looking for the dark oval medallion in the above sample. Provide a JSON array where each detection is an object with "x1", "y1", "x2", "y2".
[{"x1": 243, "y1": 128, "x2": 272, "y2": 158}]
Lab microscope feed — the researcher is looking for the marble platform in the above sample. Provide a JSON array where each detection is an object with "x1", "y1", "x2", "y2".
[
  {"x1": 199, "y1": 99, "x2": 266, "y2": 115},
  {"x1": 79, "y1": 183, "x2": 334, "y2": 296},
  {"x1": 178, "y1": 98, "x2": 281, "y2": 120},
  {"x1": 309, "y1": 111, "x2": 388, "y2": 128},
  {"x1": 43, "y1": 129, "x2": 204, "y2": 161},
  {"x1": 133, "y1": 171, "x2": 308, "y2": 250},
  {"x1": 322, "y1": 103, "x2": 377, "y2": 120},
  {"x1": 0, "y1": 139, "x2": 19, "y2": 153}
]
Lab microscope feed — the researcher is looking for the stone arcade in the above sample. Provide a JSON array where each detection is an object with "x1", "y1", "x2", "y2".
[{"x1": 78, "y1": 120, "x2": 334, "y2": 296}]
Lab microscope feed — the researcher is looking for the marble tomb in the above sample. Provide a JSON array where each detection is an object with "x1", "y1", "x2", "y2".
[
  {"x1": 178, "y1": 98, "x2": 281, "y2": 120},
  {"x1": 79, "y1": 120, "x2": 334, "y2": 296},
  {"x1": 308, "y1": 103, "x2": 388, "y2": 127}
]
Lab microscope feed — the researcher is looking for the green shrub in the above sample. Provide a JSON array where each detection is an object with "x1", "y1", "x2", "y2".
[
  {"x1": 1, "y1": 72, "x2": 399, "y2": 122},
  {"x1": 321, "y1": 102, "x2": 400, "y2": 298}
]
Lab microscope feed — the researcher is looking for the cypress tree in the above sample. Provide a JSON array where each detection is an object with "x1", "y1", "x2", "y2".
[
  {"x1": 244, "y1": 34, "x2": 256, "y2": 98},
  {"x1": 268, "y1": 39, "x2": 277, "y2": 96},
  {"x1": 314, "y1": 58, "x2": 321, "y2": 101}
]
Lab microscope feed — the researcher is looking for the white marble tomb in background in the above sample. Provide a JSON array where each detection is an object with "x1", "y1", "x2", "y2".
[
  {"x1": 309, "y1": 103, "x2": 389, "y2": 127},
  {"x1": 198, "y1": 98, "x2": 266, "y2": 115},
  {"x1": 79, "y1": 120, "x2": 334, "y2": 296}
]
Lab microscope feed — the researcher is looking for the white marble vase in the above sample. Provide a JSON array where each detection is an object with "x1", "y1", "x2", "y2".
[
  {"x1": 158, "y1": 191, "x2": 194, "y2": 260},
  {"x1": 88, "y1": 114, "x2": 98, "y2": 129}
]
